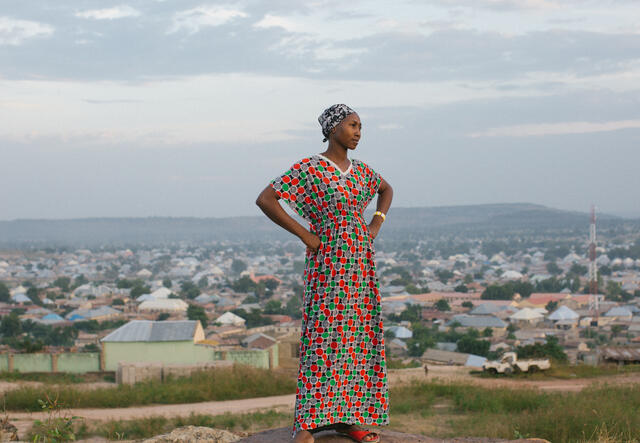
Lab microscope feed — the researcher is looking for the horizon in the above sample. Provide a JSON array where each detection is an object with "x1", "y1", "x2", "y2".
[{"x1": 2, "y1": 202, "x2": 639, "y2": 223}]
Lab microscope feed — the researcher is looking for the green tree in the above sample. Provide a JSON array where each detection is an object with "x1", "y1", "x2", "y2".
[
  {"x1": 285, "y1": 295, "x2": 302, "y2": 319},
  {"x1": 264, "y1": 300, "x2": 283, "y2": 314},
  {"x1": 263, "y1": 278, "x2": 280, "y2": 291},
  {"x1": 454, "y1": 284, "x2": 468, "y2": 293},
  {"x1": 232, "y1": 276, "x2": 258, "y2": 293},
  {"x1": 231, "y1": 259, "x2": 247, "y2": 274},
  {"x1": 0, "y1": 313, "x2": 22, "y2": 337},
  {"x1": 163, "y1": 278, "x2": 172, "y2": 288},
  {"x1": 130, "y1": 284, "x2": 151, "y2": 299},
  {"x1": 0, "y1": 282, "x2": 9, "y2": 302},
  {"x1": 53, "y1": 277, "x2": 71, "y2": 292},
  {"x1": 481, "y1": 284, "x2": 513, "y2": 300},
  {"x1": 516, "y1": 335, "x2": 567, "y2": 363},
  {"x1": 187, "y1": 304, "x2": 208, "y2": 328},
  {"x1": 111, "y1": 298, "x2": 125, "y2": 306},
  {"x1": 482, "y1": 327, "x2": 493, "y2": 337},
  {"x1": 73, "y1": 274, "x2": 88, "y2": 288},
  {"x1": 546, "y1": 262, "x2": 562, "y2": 276},
  {"x1": 157, "y1": 313, "x2": 170, "y2": 321},
  {"x1": 462, "y1": 301, "x2": 474, "y2": 309},
  {"x1": 180, "y1": 281, "x2": 201, "y2": 299},
  {"x1": 434, "y1": 299, "x2": 451, "y2": 312},
  {"x1": 545, "y1": 300, "x2": 558, "y2": 312},
  {"x1": 26, "y1": 287, "x2": 43, "y2": 306},
  {"x1": 463, "y1": 274, "x2": 473, "y2": 284},
  {"x1": 435, "y1": 269, "x2": 454, "y2": 283},
  {"x1": 232, "y1": 309, "x2": 274, "y2": 329},
  {"x1": 456, "y1": 335, "x2": 490, "y2": 357},
  {"x1": 197, "y1": 276, "x2": 209, "y2": 289}
]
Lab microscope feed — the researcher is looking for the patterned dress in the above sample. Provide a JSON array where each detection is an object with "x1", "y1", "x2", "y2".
[{"x1": 270, "y1": 153, "x2": 389, "y2": 436}]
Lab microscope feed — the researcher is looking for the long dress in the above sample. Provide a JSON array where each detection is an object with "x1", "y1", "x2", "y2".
[{"x1": 270, "y1": 153, "x2": 389, "y2": 436}]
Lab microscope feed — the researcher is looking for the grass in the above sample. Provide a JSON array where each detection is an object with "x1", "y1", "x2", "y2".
[
  {"x1": 387, "y1": 358, "x2": 422, "y2": 369},
  {"x1": 0, "y1": 371, "x2": 112, "y2": 384},
  {"x1": 389, "y1": 380, "x2": 640, "y2": 442},
  {"x1": 4, "y1": 365, "x2": 296, "y2": 412},
  {"x1": 30, "y1": 409, "x2": 293, "y2": 441},
  {"x1": 20, "y1": 378, "x2": 640, "y2": 442},
  {"x1": 472, "y1": 362, "x2": 640, "y2": 380}
]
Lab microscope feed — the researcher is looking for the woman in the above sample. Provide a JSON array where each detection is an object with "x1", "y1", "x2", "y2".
[{"x1": 256, "y1": 104, "x2": 393, "y2": 443}]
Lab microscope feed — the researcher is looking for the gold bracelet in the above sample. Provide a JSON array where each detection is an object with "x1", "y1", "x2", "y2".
[{"x1": 374, "y1": 211, "x2": 386, "y2": 222}]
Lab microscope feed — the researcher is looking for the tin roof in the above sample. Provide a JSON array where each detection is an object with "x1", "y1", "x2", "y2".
[
  {"x1": 101, "y1": 320, "x2": 198, "y2": 342},
  {"x1": 601, "y1": 347, "x2": 640, "y2": 362}
]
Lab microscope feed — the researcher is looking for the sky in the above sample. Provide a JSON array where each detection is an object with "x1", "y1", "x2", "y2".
[{"x1": 1, "y1": 0, "x2": 639, "y2": 220}]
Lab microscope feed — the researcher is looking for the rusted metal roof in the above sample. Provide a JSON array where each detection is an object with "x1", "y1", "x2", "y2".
[{"x1": 601, "y1": 346, "x2": 640, "y2": 361}]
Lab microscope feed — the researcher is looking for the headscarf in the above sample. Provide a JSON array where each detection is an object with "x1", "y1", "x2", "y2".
[{"x1": 318, "y1": 104, "x2": 356, "y2": 142}]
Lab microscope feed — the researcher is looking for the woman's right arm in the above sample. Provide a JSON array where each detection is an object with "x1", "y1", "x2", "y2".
[{"x1": 255, "y1": 185, "x2": 321, "y2": 254}]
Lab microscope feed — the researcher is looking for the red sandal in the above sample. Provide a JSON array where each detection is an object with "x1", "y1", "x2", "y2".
[{"x1": 337, "y1": 428, "x2": 380, "y2": 443}]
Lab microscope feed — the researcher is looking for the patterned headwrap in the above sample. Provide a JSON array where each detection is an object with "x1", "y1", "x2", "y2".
[{"x1": 318, "y1": 104, "x2": 356, "y2": 142}]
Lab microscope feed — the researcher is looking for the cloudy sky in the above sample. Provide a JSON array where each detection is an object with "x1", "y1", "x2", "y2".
[{"x1": 1, "y1": 0, "x2": 639, "y2": 220}]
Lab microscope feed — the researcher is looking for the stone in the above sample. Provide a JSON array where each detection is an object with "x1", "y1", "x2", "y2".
[
  {"x1": 143, "y1": 426, "x2": 241, "y2": 443},
  {"x1": 238, "y1": 427, "x2": 550, "y2": 443}
]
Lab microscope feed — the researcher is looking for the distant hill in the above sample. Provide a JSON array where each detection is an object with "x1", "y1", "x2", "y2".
[{"x1": 0, "y1": 203, "x2": 636, "y2": 248}]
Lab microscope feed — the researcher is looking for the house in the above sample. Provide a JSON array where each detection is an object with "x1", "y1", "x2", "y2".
[
  {"x1": 101, "y1": 320, "x2": 211, "y2": 370},
  {"x1": 421, "y1": 348, "x2": 487, "y2": 368},
  {"x1": 215, "y1": 311, "x2": 246, "y2": 326},
  {"x1": 137, "y1": 299, "x2": 188, "y2": 313},
  {"x1": 386, "y1": 325, "x2": 413, "y2": 339}
]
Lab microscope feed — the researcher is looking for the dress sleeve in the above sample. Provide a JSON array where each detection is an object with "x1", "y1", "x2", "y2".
[
  {"x1": 270, "y1": 158, "x2": 313, "y2": 221},
  {"x1": 362, "y1": 161, "x2": 382, "y2": 209}
]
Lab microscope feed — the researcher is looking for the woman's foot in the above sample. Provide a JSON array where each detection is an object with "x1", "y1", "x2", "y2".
[
  {"x1": 334, "y1": 423, "x2": 379, "y2": 442},
  {"x1": 293, "y1": 430, "x2": 314, "y2": 443}
]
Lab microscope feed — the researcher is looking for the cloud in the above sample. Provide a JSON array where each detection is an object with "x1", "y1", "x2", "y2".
[
  {"x1": 253, "y1": 14, "x2": 304, "y2": 33},
  {"x1": 469, "y1": 119, "x2": 640, "y2": 137},
  {"x1": 431, "y1": 0, "x2": 560, "y2": 10},
  {"x1": 75, "y1": 6, "x2": 141, "y2": 20},
  {"x1": 0, "y1": 16, "x2": 53, "y2": 45},
  {"x1": 168, "y1": 5, "x2": 248, "y2": 34}
]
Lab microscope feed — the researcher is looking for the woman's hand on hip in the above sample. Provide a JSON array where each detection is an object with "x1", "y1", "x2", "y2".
[{"x1": 302, "y1": 231, "x2": 321, "y2": 254}]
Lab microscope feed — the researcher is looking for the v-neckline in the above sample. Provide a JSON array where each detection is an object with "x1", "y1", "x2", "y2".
[{"x1": 317, "y1": 153, "x2": 352, "y2": 175}]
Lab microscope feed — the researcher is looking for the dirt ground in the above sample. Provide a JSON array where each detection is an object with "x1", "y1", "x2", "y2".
[{"x1": 6, "y1": 365, "x2": 640, "y2": 439}]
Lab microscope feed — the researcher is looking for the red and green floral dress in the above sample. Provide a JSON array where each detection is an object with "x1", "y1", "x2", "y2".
[{"x1": 270, "y1": 153, "x2": 389, "y2": 436}]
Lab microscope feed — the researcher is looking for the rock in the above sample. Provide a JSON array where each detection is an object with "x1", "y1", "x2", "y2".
[
  {"x1": 238, "y1": 427, "x2": 550, "y2": 443},
  {"x1": 0, "y1": 415, "x2": 19, "y2": 442},
  {"x1": 143, "y1": 426, "x2": 241, "y2": 443}
]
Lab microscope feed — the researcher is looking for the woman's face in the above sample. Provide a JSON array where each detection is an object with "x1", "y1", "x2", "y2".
[{"x1": 332, "y1": 113, "x2": 361, "y2": 150}]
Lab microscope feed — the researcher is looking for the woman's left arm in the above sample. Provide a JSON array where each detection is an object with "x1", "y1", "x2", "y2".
[{"x1": 368, "y1": 177, "x2": 393, "y2": 239}]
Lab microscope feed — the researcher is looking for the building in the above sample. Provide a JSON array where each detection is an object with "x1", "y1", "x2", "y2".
[{"x1": 101, "y1": 320, "x2": 211, "y2": 370}]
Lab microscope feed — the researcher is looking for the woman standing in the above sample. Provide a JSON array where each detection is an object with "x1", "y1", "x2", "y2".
[{"x1": 256, "y1": 104, "x2": 393, "y2": 443}]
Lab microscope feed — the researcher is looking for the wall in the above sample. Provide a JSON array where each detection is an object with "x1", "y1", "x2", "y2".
[
  {"x1": 12, "y1": 353, "x2": 53, "y2": 372},
  {"x1": 57, "y1": 353, "x2": 101, "y2": 373},
  {"x1": 103, "y1": 341, "x2": 216, "y2": 371}
]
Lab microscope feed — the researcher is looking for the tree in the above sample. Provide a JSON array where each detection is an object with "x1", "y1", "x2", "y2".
[
  {"x1": 111, "y1": 298, "x2": 125, "y2": 306},
  {"x1": 435, "y1": 269, "x2": 454, "y2": 284},
  {"x1": 462, "y1": 301, "x2": 474, "y2": 309},
  {"x1": 157, "y1": 313, "x2": 170, "y2": 321},
  {"x1": 546, "y1": 262, "x2": 562, "y2": 276},
  {"x1": 26, "y1": 287, "x2": 43, "y2": 306},
  {"x1": 481, "y1": 284, "x2": 513, "y2": 300},
  {"x1": 0, "y1": 313, "x2": 22, "y2": 337},
  {"x1": 456, "y1": 336, "x2": 490, "y2": 357},
  {"x1": 232, "y1": 276, "x2": 258, "y2": 293},
  {"x1": 163, "y1": 278, "x2": 172, "y2": 288},
  {"x1": 74, "y1": 274, "x2": 88, "y2": 288},
  {"x1": 130, "y1": 284, "x2": 151, "y2": 299},
  {"x1": 568, "y1": 264, "x2": 588, "y2": 277},
  {"x1": 231, "y1": 259, "x2": 247, "y2": 274},
  {"x1": 263, "y1": 278, "x2": 280, "y2": 291},
  {"x1": 264, "y1": 300, "x2": 283, "y2": 314},
  {"x1": 434, "y1": 299, "x2": 451, "y2": 312},
  {"x1": 180, "y1": 281, "x2": 201, "y2": 299},
  {"x1": 482, "y1": 327, "x2": 493, "y2": 337},
  {"x1": 516, "y1": 335, "x2": 567, "y2": 363},
  {"x1": 197, "y1": 276, "x2": 209, "y2": 289},
  {"x1": 187, "y1": 304, "x2": 208, "y2": 328},
  {"x1": 285, "y1": 295, "x2": 302, "y2": 319},
  {"x1": 53, "y1": 277, "x2": 71, "y2": 292},
  {"x1": 0, "y1": 282, "x2": 9, "y2": 303},
  {"x1": 454, "y1": 284, "x2": 468, "y2": 293},
  {"x1": 545, "y1": 300, "x2": 558, "y2": 312},
  {"x1": 232, "y1": 308, "x2": 274, "y2": 329},
  {"x1": 463, "y1": 274, "x2": 473, "y2": 284}
]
